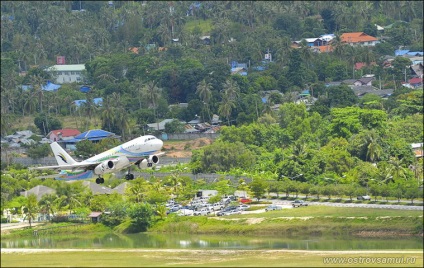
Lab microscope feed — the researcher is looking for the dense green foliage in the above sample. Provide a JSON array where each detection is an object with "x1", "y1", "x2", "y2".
[{"x1": 1, "y1": 1, "x2": 423, "y2": 137}]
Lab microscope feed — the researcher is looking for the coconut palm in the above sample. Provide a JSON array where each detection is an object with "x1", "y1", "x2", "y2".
[
  {"x1": 38, "y1": 193, "x2": 57, "y2": 220},
  {"x1": 143, "y1": 81, "x2": 162, "y2": 130},
  {"x1": 196, "y1": 79, "x2": 213, "y2": 122},
  {"x1": 23, "y1": 194, "x2": 38, "y2": 228},
  {"x1": 100, "y1": 96, "x2": 116, "y2": 132}
]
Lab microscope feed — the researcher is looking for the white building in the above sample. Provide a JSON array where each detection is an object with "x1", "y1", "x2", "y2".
[{"x1": 45, "y1": 64, "x2": 86, "y2": 84}]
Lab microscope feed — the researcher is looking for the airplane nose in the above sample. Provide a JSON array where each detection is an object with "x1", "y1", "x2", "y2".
[{"x1": 157, "y1": 139, "x2": 163, "y2": 149}]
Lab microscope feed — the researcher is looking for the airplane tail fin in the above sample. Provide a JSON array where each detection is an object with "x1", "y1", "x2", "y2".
[{"x1": 50, "y1": 142, "x2": 77, "y2": 166}]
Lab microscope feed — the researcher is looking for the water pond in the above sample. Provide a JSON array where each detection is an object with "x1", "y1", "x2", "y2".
[{"x1": 2, "y1": 232, "x2": 422, "y2": 250}]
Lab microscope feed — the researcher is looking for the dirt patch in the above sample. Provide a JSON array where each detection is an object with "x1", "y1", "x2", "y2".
[{"x1": 163, "y1": 138, "x2": 213, "y2": 158}]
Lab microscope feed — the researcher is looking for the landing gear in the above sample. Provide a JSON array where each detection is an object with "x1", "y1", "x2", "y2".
[
  {"x1": 95, "y1": 177, "x2": 105, "y2": 184},
  {"x1": 125, "y1": 173, "x2": 134, "y2": 180}
]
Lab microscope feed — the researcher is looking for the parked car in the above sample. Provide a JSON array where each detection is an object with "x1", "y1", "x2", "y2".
[
  {"x1": 357, "y1": 195, "x2": 371, "y2": 201},
  {"x1": 194, "y1": 208, "x2": 210, "y2": 216},
  {"x1": 238, "y1": 204, "x2": 250, "y2": 211},
  {"x1": 292, "y1": 200, "x2": 308, "y2": 207},
  {"x1": 216, "y1": 206, "x2": 237, "y2": 216},
  {"x1": 212, "y1": 203, "x2": 224, "y2": 211},
  {"x1": 240, "y1": 198, "x2": 252, "y2": 204},
  {"x1": 177, "y1": 209, "x2": 194, "y2": 216},
  {"x1": 265, "y1": 205, "x2": 282, "y2": 211}
]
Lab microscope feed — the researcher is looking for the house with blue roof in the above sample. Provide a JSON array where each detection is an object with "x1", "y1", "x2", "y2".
[
  {"x1": 42, "y1": 81, "x2": 61, "y2": 91},
  {"x1": 62, "y1": 129, "x2": 120, "y2": 150},
  {"x1": 72, "y1": 98, "x2": 103, "y2": 107}
]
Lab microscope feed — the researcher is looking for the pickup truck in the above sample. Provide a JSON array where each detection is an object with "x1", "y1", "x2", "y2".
[{"x1": 291, "y1": 200, "x2": 308, "y2": 207}]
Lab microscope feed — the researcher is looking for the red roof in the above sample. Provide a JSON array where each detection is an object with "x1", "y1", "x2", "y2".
[
  {"x1": 317, "y1": 45, "x2": 333, "y2": 53},
  {"x1": 340, "y1": 32, "x2": 378, "y2": 43},
  {"x1": 354, "y1": 62, "x2": 377, "y2": 70},
  {"x1": 409, "y1": 77, "x2": 422, "y2": 84},
  {"x1": 50, "y1": 128, "x2": 81, "y2": 137}
]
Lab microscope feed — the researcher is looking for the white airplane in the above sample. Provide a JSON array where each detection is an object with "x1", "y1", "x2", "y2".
[{"x1": 29, "y1": 135, "x2": 164, "y2": 184}]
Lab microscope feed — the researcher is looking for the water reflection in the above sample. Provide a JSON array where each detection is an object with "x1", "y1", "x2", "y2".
[{"x1": 2, "y1": 233, "x2": 422, "y2": 250}]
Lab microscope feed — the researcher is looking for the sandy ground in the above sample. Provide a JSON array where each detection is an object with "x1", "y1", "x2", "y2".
[{"x1": 163, "y1": 138, "x2": 213, "y2": 157}]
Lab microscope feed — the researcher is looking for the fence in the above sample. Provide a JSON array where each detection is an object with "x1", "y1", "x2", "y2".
[
  {"x1": 134, "y1": 172, "x2": 252, "y2": 184},
  {"x1": 166, "y1": 133, "x2": 219, "y2": 140}
]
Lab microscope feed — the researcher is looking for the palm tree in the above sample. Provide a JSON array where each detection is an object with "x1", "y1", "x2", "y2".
[
  {"x1": 23, "y1": 194, "x2": 38, "y2": 228},
  {"x1": 29, "y1": 74, "x2": 45, "y2": 113},
  {"x1": 222, "y1": 78, "x2": 240, "y2": 101},
  {"x1": 218, "y1": 93, "x2": 236, "y2": 126},
  {"x1": 143, "y1": 81, "x2": 162, "y2": 131},
  {"x1": 100, "y1": 96, "x2": 115, "y2": 132},
  {"x1": 38, "y1": 193, "x2": 57, "y2": 221},
  {"x1": 361, "y1": 130, "x2": 383, "y2": 162},
  {"x1": 196, "y1": 79, "x2": 213, "y2": 122}
]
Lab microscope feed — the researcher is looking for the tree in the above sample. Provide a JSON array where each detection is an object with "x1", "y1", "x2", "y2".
[
  {"x1": 196, "y1": 79, "x2": 213, "y2": 122},
  {"x1": 34, "y1": 113, "x2": 63, "y2": 136},
  {"x1": 27, "y1": 144, "x2": 51, "y2": 159},
  {"x1": 164, "y1": 119, "x2": 185, "y2": 134},
  {"x1": 23, "y1": 194, "x2": 38, "y2": 227},
  {"x1": 128, "y1": 202, "x2": 154, "y2": 232},
  {"x1": 250, "y1": 177, "x2": 267, "y2": 202}
]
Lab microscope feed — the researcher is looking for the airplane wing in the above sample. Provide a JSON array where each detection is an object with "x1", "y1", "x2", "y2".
[{"x1": 29, "y1": 162, "x2": 97, "y2": 171}]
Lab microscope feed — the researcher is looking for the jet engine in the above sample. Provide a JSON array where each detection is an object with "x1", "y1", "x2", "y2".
[
  {"x1": 138, "y1": 155, "x2": 160, "y2": 169},
  {"x1": 94, "y1": 156, "x2": 130, "y2": 175}
]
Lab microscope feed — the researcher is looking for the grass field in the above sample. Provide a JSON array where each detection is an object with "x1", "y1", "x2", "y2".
[{"x1": 1, "y1": 249, "x2": 423, "y2": 267}]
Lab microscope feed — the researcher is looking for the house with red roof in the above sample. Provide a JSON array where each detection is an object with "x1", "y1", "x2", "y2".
[
  {"x1": 340, "y1": 32, "x2": 379, "y2": 47},
  {"x1": 409, "y1": 77, "x2": 422, "y2": 88},
  {"x1": 47, "y1": 128, "x2": 81, "y2": 142},
  {"x1": 354, "y1": 62, "x2": 377, "y2": 70}
]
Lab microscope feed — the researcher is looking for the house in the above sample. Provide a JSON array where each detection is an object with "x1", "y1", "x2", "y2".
[
  {"x1": 88, "y1": 212, "x2": 102, "y2": 223},
  {"x1": 63, "y1": 129, "x2": 120, "y2": 150},
  {"x1": 342, "y1": 79, "x2": 357, "y2": 85},
  {"x1": 354, "y1": 62, "x2": 377, "y2": 70},
  {"x1": 45, "y1": 64, "x2": 86, "y2": 84},
  {"x1": 111, "y1": 182, "x2": 129, "y2": 194},
  {"x1": 146, "y1": 119, "x2": 182, "y2": 131},
  {"x1": 312, "y1": 45, "x2": 334, "y2": 53},
  {"x1": 196, "y1": 190, "x2": 218, "y2": 198},
  {"x1": 340, "y1": 32, "x2": 379, "y2": 46},
  {"x1": 231, "y1": 67, "x2": 247, "y2": 76},
  {"x1": 409, "y1": 77, "x2": 423, "y2": 88},
  {"x1": 20, "y1": 185, "x2": 56, "y2": 201},
  {"x1": 82, "y1": 181, "x2": 112, "y2": 195},
  {"x1": 199, "y1": 36, "x2": 210, "y2": 45},
  {"x1": 410, "y1": 63, "x2": 423, "y2": 78},
  {"x1": 411, "y1": 143, "x2": 423, "y2": 158},
  {"x1": 47, "y1": 129, "x2": 81, "y2": 142},
  {"x1": 72, "y1": 98, "x2": 103, "y2": 107},
  {"x1": 350, "y1": 86, "x2": 393, "y2": 98},
  {"x1": 42, "y1": 81, "x2": 61, "y2": 91},
  {"x1": 354, "y1": 77, "x2": 375, "y2": 86}
]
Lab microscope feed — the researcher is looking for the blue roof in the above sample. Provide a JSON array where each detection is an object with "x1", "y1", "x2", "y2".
[
  {"x1": 395, "y1": 50, "x2": 410, "y2": 56},
  {"x1": 42, "y1": 81, "x2": 61, "y2": 91},
  {"x1": 65, "y1": 129, "x2": 118, "y2": 143},
  {"x1": 73, "y1": 98, "x2": 103, "y2": 107},
  {"x1": 80, "y1": 85, "x2": 91, "y2": 93},
  {"x1": 406, "y1": 51, "x2": 423, "y2": 56}
]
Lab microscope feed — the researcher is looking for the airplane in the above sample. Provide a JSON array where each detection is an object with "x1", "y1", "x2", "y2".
[{"x1": 29, "y1": 135, "x2": 164, "y2": 184}]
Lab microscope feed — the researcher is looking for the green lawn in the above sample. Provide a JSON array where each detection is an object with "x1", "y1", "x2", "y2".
[
  {"x1": 2, "y1": 249, "x2": 423, "y2": 267},
  {"x1": 233, "y1": 206, "x2": 424, "y2": 219}
]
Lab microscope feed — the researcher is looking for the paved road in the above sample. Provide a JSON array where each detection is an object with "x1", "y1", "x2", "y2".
[{"x1": 1, "y1": 222, "x2": 43, "y2": 232}]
